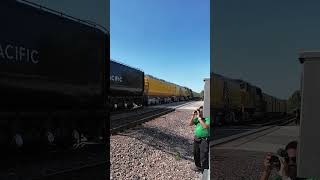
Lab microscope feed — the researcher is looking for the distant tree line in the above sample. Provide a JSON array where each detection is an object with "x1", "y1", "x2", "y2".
[
  {"x1": 200, "y1": 90, "x2": 204, "y2": 100},
  {"x1": 287, "y1": 90, "x2": 301, "y2": 113}
]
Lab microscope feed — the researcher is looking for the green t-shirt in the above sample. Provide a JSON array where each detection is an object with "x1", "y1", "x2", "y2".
[
  {"x1": 274, "y1": 176, "x2": 320, "y2": 180},
  {"x1": 193, "y1": 117, "x2": 210, "y2": 138},
  {"x1": 274, "y1": 176, "x2": 281, "y2": 180}
]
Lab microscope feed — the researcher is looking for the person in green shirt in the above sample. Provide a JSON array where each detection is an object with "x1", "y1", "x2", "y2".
[{"x1": 189, "y1": 106, "x2": 210, "y2": 173}]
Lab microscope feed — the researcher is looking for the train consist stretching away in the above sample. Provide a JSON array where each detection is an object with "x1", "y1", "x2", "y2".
[
  {"x1": 0, "y1": 0, "x2": 108, "y2": 149},
  {"x1": 192, "y1": 91, "x2": 201, "y2": 100},
  {"x1": 206, "y1": 74, "x2": 287, "y2": 125},
  {"x1": 109, "y1": 60, "x2": 195, "y2": 111}
]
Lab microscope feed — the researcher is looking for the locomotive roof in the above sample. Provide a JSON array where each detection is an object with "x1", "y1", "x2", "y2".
[
  {"x1": 213, "y1": 73, "x2": 264, "y2": 90},
  {"x1": 17, "y1": 0, "x2": 108, "y2": 34},
  {"x1": 146, "y1": 74, "x2": 175, "y2": 85},
  {"x1": 262, "y1": 92, "x2": 286, "y2": 101},
  {"x1": 111, "y1": 59, "x2": 144, "y2": 72},
  {"x1": 145, "y1": 74, "x2": 191, "y2": 90},
  {"x1": 213, "y1": 73, "x2": 245, "y2": 83}
]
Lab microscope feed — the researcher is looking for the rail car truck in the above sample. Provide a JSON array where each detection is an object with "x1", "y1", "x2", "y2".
[
  {"x1": 0, "y1": 0, "x2": 108, "y2": 149},
  {"x1": 297, "y1": 51, "x2": 320, "y2": 178}
]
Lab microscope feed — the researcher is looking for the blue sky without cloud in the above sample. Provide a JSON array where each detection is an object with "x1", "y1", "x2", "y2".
[
  {"x1": 111, "y1": 0, "x2": 210, "y2": 93},
  {"x1": 214, "y1": 0, "x2": 320, "y2": 99}
]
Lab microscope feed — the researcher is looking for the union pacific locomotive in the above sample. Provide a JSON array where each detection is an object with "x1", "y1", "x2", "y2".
[
  {"x1": 109, "y1": 59, "x2": 195, "y2": 111},
  {"x1": 0, "y1": 0, "x2": 108, "y2": 149},
  {"x1": 207, "y1": 74, "x2": 287, "y2": 125}
]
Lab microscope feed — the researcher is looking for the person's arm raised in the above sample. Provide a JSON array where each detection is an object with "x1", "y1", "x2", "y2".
[
  {"x1": 198, "y1": 115, "x2": 209, "y2": 129},
  {"x1": 189, "y1": 113, "x2": 196, "y2": 126},
  {"x1": 260, "y1": 153, "x2": 272, "y2": 180}
]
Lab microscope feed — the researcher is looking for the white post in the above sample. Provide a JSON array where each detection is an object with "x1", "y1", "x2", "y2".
[
  {"x1": 298, "y1": 51, "x2": 320, "y2": 178},
  {"x1": 203, "y1": 78, "x2": 210, "y2": 118}
]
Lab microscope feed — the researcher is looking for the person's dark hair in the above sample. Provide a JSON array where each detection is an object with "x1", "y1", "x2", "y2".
[{"x1": 285, "y1": 141, "x2": 298, "y2": 151}]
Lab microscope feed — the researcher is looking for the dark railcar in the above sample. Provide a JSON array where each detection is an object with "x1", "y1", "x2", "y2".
[
  {"x1": 0, "y1": 0, "x2": 108, "y2": 148},
  {"x1": 110, "y1": 60, "x2": 144, "y2": 96},
  {"x1": 0, "y1": 0, "x2": 106, "y2": 109},
  {"x1": 109, "y1": 60, "x2": 144, "y2": 110}
]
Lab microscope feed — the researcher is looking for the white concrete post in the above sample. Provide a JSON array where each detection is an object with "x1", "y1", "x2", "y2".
[{"x1": 298, "y1": 51, "x2": 320, "y2": 178}]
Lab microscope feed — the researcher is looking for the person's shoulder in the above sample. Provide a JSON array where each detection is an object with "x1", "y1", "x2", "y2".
[
  {"x1": 274, "y1": 176, "x2": 282, "y2": 180},
  {"x1": 193, "y1": 117, "x2": 198, "y2": 122},
  {"x1": 204, "y1": 117, "x2": 211, "y2": 124}
]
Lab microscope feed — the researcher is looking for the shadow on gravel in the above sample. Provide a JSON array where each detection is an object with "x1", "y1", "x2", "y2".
[{"x1": 119, "y1": 126, "x2": 194, "y2": 162}]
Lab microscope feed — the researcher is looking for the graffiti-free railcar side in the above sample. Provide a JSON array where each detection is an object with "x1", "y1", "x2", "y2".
[
  {"x1": 109, "y1": 60, "x2": 144, "y2": 110},
  {"x1": 144, "y1": 75, "x2": 176, "y2": 105},
  {"x1": 0, "y1": 0, "x2": 107, "y2": 148}
]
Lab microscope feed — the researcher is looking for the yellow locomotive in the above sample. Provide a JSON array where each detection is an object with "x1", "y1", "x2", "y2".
[{"x1": 210, "y1": 74, "x2": 287, "y2": 124}]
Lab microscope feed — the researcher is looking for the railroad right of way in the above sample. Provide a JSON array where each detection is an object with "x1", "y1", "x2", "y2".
[
  {"x1": 110, "y1": 101, "x2": 204, "y2": 180},
  {"x1": 110, "y1": 101, "x2": 196, "y2": 134}
]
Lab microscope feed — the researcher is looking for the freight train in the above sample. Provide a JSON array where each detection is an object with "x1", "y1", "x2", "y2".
[
  {"x1": 0, "y1": 0, "x2": 108, "y2": 149},
  {"x1": 109, "y1": 59, "x2": 195, "y2": 111},
  {"x1": 192, "y1": 91, "x2": 201, "y2": 100},
  {"x1": 206, "y1": 74, "x2": 287, "y2": 125},
  {"x1": 144, "y1": 75, "x2": 193, "y2": 105}
]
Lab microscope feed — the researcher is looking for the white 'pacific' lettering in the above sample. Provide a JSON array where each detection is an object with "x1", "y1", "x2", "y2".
[
  {"x1": 110, "y1": 75, "x2": 123, "y2": 83},
  {"x1": 0, "y1": 43, "x2": 40, "y2": 64}
]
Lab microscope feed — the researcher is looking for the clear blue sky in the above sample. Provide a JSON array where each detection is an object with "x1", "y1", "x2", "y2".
[
  {"x1": 111, "y1": 0, "x2": 210, "y2": 93},
  {"x1": 27, "y1": 0, "x2": 107, "y2": 29},
  {"x1": 213, "y1": 0, "x2": 320, "y2": 99}
]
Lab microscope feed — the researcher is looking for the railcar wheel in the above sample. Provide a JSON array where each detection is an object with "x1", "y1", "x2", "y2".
[
  {"x1": 46, "y1": 131, "x2": 55, "y2": 145},
  {"x1": 13, "y1": 134, "x2": 23, "y2": 148},
  {"x1": 231, "y1": 112, "x2": 237, "y2": 123},
  {"x1": 72, "y1": 129, "x2": 81, "y2": 144}
]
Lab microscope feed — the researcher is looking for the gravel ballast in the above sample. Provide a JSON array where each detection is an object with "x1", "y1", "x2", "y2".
[{"x1": 110, "y1": 108, "x2": 202, "y2": 180}]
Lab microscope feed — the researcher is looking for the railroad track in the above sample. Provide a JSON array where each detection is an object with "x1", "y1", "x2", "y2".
[
  {"x1": 110, "y1": 100, "x2": 194, "y2": 116},
  {"x1": 1, "y1": 144, "x2": 106, "y2": 180},
  {"x1": 110, "y1": 101, "x2": 196, "y2": 134},
  {"x1": 110, "y1": 105, "x2": 143, "y2": 115},
  {"x1": 246, "y1": 115, "x2": 296, "y2": 127},
  {"x1": 31, "y1": 161, "x2": 106, "y2": 180}
]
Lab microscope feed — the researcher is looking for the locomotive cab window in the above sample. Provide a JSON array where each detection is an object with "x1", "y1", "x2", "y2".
[
  {"x1": 246, "y1": 83, "x2": 250, "y2": 91},
  {"x1": 256, "y1": 88, "x2": 263, "y2": 99},
  {"x1": 240, "y1": 83, "x2": 246, "y2": 90},
  {"x1": 256, "y1": 88, "x2": 262, "y2": 95}
]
